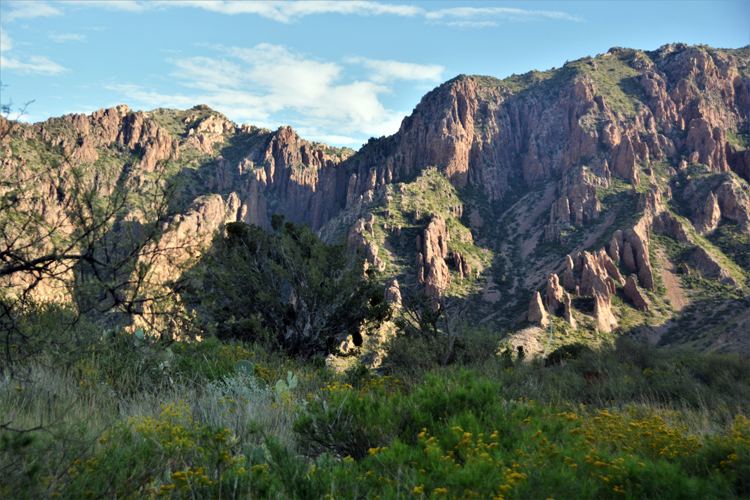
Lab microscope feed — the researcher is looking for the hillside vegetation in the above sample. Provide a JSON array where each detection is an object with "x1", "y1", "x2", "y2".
[{"x1": 1, "y1": 327, "x2": 749, "y2": 499}]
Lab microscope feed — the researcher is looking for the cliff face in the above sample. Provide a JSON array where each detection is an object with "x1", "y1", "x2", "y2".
[
  {"x1": 327, "y1": 43, "x2": 750, "y2": 354},
  {"x1": 2, "y1": 43, "x2": 749, "y2": 354},
  {"x1": 343, "y1": 44, "x2": 748, "y2": 202}
]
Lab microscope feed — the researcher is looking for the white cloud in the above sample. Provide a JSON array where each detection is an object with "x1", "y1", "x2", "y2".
[
  {"x1": 0, "y1": 25, "x2": 67, "y2": 75},
  {"x1": 426, "y1": 7, "x2": 582, "y2": 24},
  {"x1": 20, "y1": 1, "x2": 581, "y2": 28},
  {"x1": 164, "y1": 1, "x2": 423, "y2": 23},
  {"x1": 345, "y1": 57, "x2": 444, "y2": 84},
  {"x1": 107, "y1": 44, "x2": 417, "y2": 141},
  {"x1": 62, "y1": 1, "x2": 149, "y2": 13},
  {"x1": 3, "y1": 1, "x2": 62, "y2": 22},
  {"x1": 0, "y1": 26, "x2": 12, "y2": 52},
  {"x1": 443, "y1": 21, "x2": 499, "y2": 28},
  {"x1": 48, "y1": 32, "x2": 87, "y2": 43},
  {"x1": 1, "y1": 55, "x2": 67, "y2": 75}
]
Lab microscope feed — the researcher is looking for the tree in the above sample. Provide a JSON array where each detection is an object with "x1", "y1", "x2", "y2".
[
  {"x1": 0, "y1": 104, "x2": 187, "y2": 380},
  {"x1": 393, "y1": 290, "x2": 470, "y2": 366},
  {"x1": 382, "y1": 288, "x2": 485, "y2": 374},
  {"x1": 185, "y1": 219, "x2": 391, "y2": 358}
]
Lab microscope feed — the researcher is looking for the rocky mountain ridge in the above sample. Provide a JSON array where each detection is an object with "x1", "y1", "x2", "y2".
[{"x1": 2, "y1": 42, "x2": 749, "y2": 356}]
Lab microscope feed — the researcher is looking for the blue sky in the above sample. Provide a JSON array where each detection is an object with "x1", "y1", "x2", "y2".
[{"x1": 1, "y1": 1, "x2": 748, "y2": 148}]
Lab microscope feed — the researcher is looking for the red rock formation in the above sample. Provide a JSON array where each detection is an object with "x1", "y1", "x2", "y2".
[
  {"x1": 563, "y1": 255, "x2": 576, "y2": 290},
  {"x1": 424, "y1": 256, "x2": 451, "y2": 302},
  {"x1": 578, "y1": 250, "x2": 620, "y2": 296},
  {"x1": 623, "y1": 275, "x2": 650, "y2": 311},
  {"x1": 593, "y1": 290, "x2": 618, "y2": 333},
  {"x1": 637, "y1": 184, "x2": 664, "y2": 214},
  {"x1": 694, "y1": 191, "x2": 721, "y2": 234},
  {"x1": 347, "y1": 218, "x2": 385, "y2": 271},
  {"x1": 715, "y1": 179, "x2": 750, "y2": 230},
  {"x1": 546, "y1": 274, "x2": 565, "y2": 313},
  {"x1": 451, "y1": 251, "x2": 471, "y2": 279},
  {"x1": 385, "y1": 279, "x2": 402, "y2": 308},
  {"x1": 622, "y1": 242, "x2": 637, "y2": 271},
  {"x1": 563, "y1": 292, "x2": 577, "y2": 328},
  {"x1": 421, "y1": 215, "x2": 451, "y2": 299},
  {"x1": 528, "y1": 291, "x2": 550, "y2": 327},
  {"x1": 545, "y1": 167, "x2": 604, "y2": 242}
]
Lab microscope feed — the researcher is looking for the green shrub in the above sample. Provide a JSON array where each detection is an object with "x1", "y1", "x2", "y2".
[{"x1": 545, "y1": 342, "x2": 592, "y2": 366}]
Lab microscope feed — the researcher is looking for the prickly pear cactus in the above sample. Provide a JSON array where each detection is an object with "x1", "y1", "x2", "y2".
[
  {"x1": 274, "y1": 371, "x2": 298, "y2": 394},
  {"x1": 236, "y1": 360, "x2": 255, "y2": 376},
  {"x1": 134, "y1": 328, "x2": 145, "y2": 347},
  {"x1": 286, "y1": 371, "x2": 298, "y2": 390}
]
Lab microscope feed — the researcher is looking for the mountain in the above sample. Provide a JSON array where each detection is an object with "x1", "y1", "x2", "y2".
[{"x1": 2, "y1": 42, "x2": 748, "y2": 357}]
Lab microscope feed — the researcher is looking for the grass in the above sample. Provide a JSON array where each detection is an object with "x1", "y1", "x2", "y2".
[{"x1": 3, "y1": 322, "x2": 750, "y2": 500}]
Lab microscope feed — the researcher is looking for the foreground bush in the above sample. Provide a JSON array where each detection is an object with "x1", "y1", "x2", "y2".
[{"x1": 2, "y1": 336, "x2": 749, "y2": 499}]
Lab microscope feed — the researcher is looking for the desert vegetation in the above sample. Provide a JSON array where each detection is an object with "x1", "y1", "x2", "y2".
[{"x1": 2, "y1": 321, "x2": 750, "y2": 499}]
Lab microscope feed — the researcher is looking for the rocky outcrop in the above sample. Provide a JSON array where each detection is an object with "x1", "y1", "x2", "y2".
[
  {"x1": 347, "y1": 217, "x2": 386, "y2": 271},
  {"x1": 546, "y1": 274, "x2": 565, "y2": 314},
  {"x1": 608, "y1": 230, "x2": 623, "y2": 263},
  {"x1": 637, "y1": 184, "x2": 665, "y2": 214},
  {"x1": 593, "y1": 291, "x2": 618, "y2": 333},
  {"x1": 451, "y1": 251, "x2": 471, "y2": 279},
  {"x1": 528, "y1": 291, "x2": 550, "y2": 327},
  {"x1": 424, "y1": 256, "x2": 451, "y2": 302},
  {"x1": 623, "y1": 275, "x2": 650, "y2": 311},
  {"x1": 689, "y1": 247, "x2": 743, "y2": 288},
  {"x1": 694, "y1": 191, "x2": 722, "y2": 234},
  {"x1": 563, "y1": 255, "x2": 576, "y2": 290},
  {"x1": 686, "y1": 119, "x2": 728, "y2": 173},
  {"x1": 552, "y1": 247, "x2": 624, "y2": 332},
  {"x1": 419, "y1": 215, "x2": 451, "y2": 300},
  {"x1": 568, "y1": 249, "x2": 622, "y2": 297},
  {"x1": 384, "y1": 279, "x2": 402, "y2": 307},
  {"x1": 603, "y1": 219, "x2": 655, "y2": 290},
  {"x1": 714, "y1": 178, "x2": 750, "y2": 230},
  {"x1": 186, "y1": 112, "x2": 234, "y2": 154},
  {"x1": 545, "y1": 167, "x2": 604, "y2": 242},
  {"x1": 563, "y1": 292, "x2": 576, "y2": 328},
  {"x1": 64, "y1": 106, "x2": 180, "y2": 172},
  {"x1": 73, "y1": 135, "x2": 99, "y2": 163}
]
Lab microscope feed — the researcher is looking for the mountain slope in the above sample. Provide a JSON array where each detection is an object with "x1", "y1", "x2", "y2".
[{"x1": 1, "y1": 43, "x2": 748, "y2": 355}]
